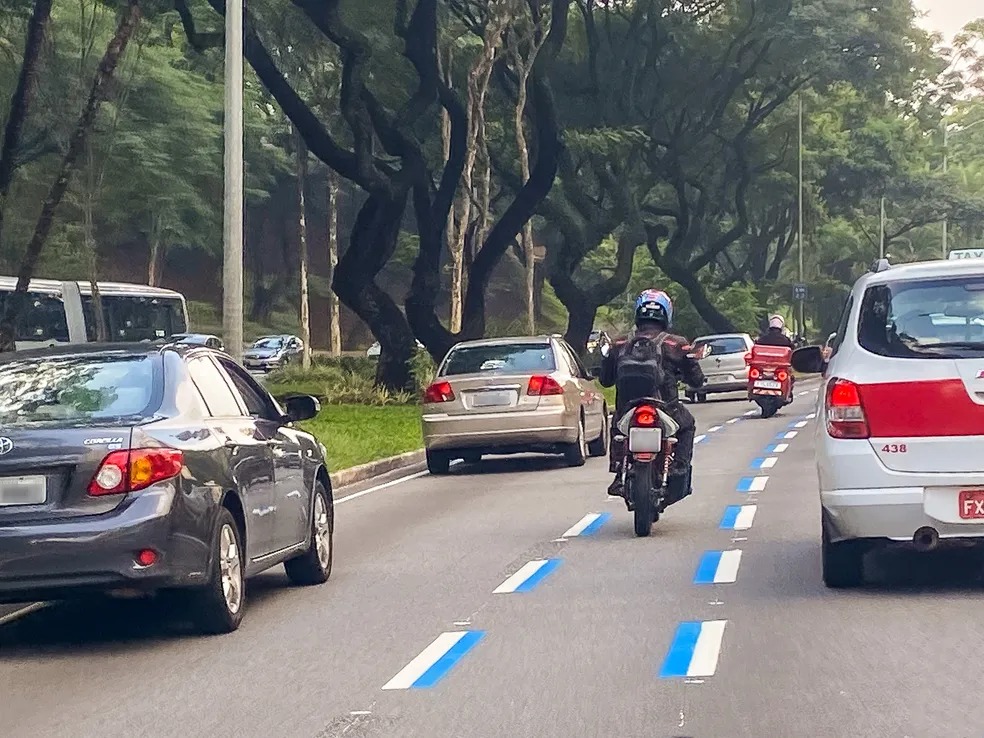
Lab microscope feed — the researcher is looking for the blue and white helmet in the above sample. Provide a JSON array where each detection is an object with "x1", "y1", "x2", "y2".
[{"x1": 634, "y1": 289, "x2": 673, "y2": 327}]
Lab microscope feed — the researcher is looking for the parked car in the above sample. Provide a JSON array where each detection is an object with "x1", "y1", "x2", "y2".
[
  {"x1": 685, "y1": 333, "x2": 754, "y2": 402},
  {"x1": 0, "y1": 343, "x2": 332, "y2": 633},
  {"x1": 794, "y1": 256, "x2": 984, "y2": 588},
  {"x1": 420, "y1": 336, "x2": 609, "y2": 474},
  {"x1": 243, "y1": 335, "x2": 303, "y2": 372},
  {"x1": 170, "y1": 333, "x2": 224, "y2": 351},
  {"x1": 366, "y1": 339, "x2": 424, "y2": 357}
]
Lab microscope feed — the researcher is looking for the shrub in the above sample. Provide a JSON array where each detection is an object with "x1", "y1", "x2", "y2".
[{"x1": 266, "y1": 364, "x2": 413, "y2": 406}]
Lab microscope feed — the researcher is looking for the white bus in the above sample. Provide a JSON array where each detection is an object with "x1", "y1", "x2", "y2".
[{"x1": 0, "y1": 277, "x2": 189, "y2": 350}]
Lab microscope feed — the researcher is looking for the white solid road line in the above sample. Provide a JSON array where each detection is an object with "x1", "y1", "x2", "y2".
[
  {"x1": 335, "y1": 471, "x2": 428, "y2": 505},
  {"x1": 0, "y1": 602, "x2": 47, "y2": 627},
  {"x1": 688, "y1": 620, "x2": 728, "y2": 677}
]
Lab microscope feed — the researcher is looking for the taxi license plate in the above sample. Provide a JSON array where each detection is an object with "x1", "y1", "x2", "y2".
[
  {"x1": 754, "y1": 380, "x2": 782, "y2": 390},
  {"x1": 958, "y1": 489, "x2": 984, "y2": 519},
  {"x1": 0, "y1": 475, "x2": 46, "y2": 506}
]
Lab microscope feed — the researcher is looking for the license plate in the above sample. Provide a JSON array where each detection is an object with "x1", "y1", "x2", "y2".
[
  {"x1": 629, "y1": 426, "x2": 663, "y2": 453},
  {"x1": 472, "y1": 391, "x2": 512, "y2": 408},
  {"x1": 754, "y1": 380, "x2": 782, "y2": 390},
  {"x1": 958, "y1": 489, "x2": 984, "y2": 519},
  {"x1": 0, "y1": 475, "x2": 46, "y2": 506}
]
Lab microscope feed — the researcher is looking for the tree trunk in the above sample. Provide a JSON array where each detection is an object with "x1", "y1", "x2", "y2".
[
  {"x1": 148, "y1": 235, "x2": 163, "y2": 286},
  {"x1": 0, "y1": 0, "x2": 141, "y2": 351},
  {"x1": 564, "y1": 301, "x2": 596, "y2": 356},
  {"x1": 0, "y1": 0, "x2": 54, "y2": 247},
  {"x1": 294, "y1": 125, "x2": 312, "y2": 369},
  {"x1": 83, "y1": 145, "x2": 108, "y2": 342},
  {"x1": 333, "y1": 193, "x2": 416, "y2": 391},
  {"x1": 326, "y1": 168, "x2": 341, "y2": 356},
  {"x1": 657, "y1": 250, "x2": 738, "y2": 333}
]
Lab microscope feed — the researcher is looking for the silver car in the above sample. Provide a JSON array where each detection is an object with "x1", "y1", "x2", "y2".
[
  {"x1": 685, "y1": 333, "x2": 754, "y2": 402},
  {"x1": 420, "y1": 336, "x2": 609, "y2": 474}
]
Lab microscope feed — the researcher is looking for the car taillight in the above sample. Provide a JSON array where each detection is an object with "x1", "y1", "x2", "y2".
[
  {"x1": 744, "y1": 352, "x2": 752, "y2": 366},
  {"x1": 776, "y1": 369, "x2": 789, "y2": 382},
  {"x1": 88, "y1": 449, "x2": 184, "y2": 496},
  {"x1": 825, "y1": 378, "x2": 870, "y2": 439},
  {"x1": 633, "y1": 404, "x2": 657, "y2": 427},
  {"x1": 749, "y1": 366, "x2": 761, "y2": 380},
  {"x1": 528, "y1": 375, "x2": 564, "y2": 396},
  {"x1": 424, "y1": 381, "x2": 455, "y2": 403}
]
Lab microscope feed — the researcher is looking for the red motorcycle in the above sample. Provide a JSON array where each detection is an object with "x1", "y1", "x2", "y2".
[{"x1": 745, "y1": 344, "x2": 794, "y2": 418}]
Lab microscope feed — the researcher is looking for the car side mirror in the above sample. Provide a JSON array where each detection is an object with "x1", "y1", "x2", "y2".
[
  {"x1": 791, "y1": 345, "x2": 825, "y2": 374},
  {"x1": 283, "y1": 394, "x2": 320, "y2": 423}
]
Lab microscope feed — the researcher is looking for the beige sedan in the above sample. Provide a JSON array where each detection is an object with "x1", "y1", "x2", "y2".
[{"x1": 421, "y1": 336, "x2": 609, "y2": 474}]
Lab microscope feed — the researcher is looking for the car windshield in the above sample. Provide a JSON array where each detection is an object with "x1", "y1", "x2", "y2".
[
  {"x1": 253, "y1": 338, "x2": 283, "y2": 349},
  {"x1": 859, "y1": 276, "x2": 984, "y2": 359},
  {"x1": 442, "y1": 344, "x2": 556, "y2": 376},
  {"x1": 0, "y1": 355, "x2": 159, "y2": 427},
  {"x1": 695, "y1": 337, "x2": 747, "y2": 356}
]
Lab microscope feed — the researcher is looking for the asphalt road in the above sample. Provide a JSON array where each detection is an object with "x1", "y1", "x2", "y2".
[{"x1": 4, "y1": 381, "x2": 984, "y2": 737}]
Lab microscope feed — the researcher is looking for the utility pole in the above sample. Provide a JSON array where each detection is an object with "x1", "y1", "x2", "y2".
[
  {"x1": 222, "y1": 0, "x2": 244, "y2": 361},
  {"x1": 797, "y1": 95, "x2": 805, "y2": 338},
  {"x1": 942, "y1": 124, "x2": 948, "y2": 258}
]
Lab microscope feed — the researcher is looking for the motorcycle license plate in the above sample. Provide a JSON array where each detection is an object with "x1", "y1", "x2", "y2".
[
  {"x1": 628, "y1": 427, "x2": 662, "y2": 453},
  {"x1": 754, "y1": 380, "x2": 782, "y2": 390}
]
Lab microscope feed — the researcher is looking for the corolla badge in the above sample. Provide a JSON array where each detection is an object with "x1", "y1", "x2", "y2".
[{"x1": 0, "y1": 437, "x2": 12, "y2": 455}]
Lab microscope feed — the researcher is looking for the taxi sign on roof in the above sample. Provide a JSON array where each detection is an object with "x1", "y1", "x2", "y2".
[{"x1": 948, "y1": 248, "x2": 984, "y2": 260}]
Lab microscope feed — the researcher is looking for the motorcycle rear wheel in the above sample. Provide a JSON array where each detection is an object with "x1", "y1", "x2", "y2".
[
  {"x1": 757, "y1": 397, "x2": 781, "y2": 419},
  {"x1": 629, "y1": 464, "x2": 655, "y2": 537}
]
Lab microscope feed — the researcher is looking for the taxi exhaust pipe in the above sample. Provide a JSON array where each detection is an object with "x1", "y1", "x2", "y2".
[{"x1": 913, "y1": 527, "x2": 939, "y2": 552}]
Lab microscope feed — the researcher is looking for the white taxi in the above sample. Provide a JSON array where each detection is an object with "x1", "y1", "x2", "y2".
[{"x1": 794, "y1": 254, "x2": 984, "y2": 587}]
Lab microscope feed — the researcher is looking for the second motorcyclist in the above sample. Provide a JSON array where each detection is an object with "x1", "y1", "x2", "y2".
[{"x1": 599, "y1": 290, "x2": 705, "y2": 507}]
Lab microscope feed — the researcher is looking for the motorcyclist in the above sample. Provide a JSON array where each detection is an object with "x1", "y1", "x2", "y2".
[
  {"x1": 756, "y1": 315, "x2": 796, "y2": 349},
  {"x1": 599, "y1": 290, "x2": 705, "y2": 506}
]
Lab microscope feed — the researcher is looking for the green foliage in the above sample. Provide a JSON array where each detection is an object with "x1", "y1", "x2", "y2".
[
  {"x1": 267, "y1": 362, "x2": 414, "y2": 406},
  {"x1": 299, "y1": 404, "x2": 423, "y2": 470}
]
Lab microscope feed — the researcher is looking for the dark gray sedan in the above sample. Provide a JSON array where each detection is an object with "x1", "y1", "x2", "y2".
[{"x1": 0, "y1": 343, "x2": 333, "y2": 634}]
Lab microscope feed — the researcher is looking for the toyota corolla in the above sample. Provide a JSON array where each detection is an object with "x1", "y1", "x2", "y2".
[{"x1": 0, "y1": 343, "x2": 334, "y2": 634}]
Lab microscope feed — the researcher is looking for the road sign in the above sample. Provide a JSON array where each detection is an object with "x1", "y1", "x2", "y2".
[
  {"x1": 793, "y1": 283, "x2": 808, "y2": 301},
  {"x1": 948, "y1": 248, "x2": 984, "y2": 261}
]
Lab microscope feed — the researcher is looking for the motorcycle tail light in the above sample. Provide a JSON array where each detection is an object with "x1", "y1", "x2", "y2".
[
  {"x1": 776, "y1": 369, "x2": 789, "y2": 382},
  {"x1": 749, "y1": 367, "x2": 761, "y2": 380},
  {"x1": 633, "y1": 404, "x2": 657, "y2": 426}
]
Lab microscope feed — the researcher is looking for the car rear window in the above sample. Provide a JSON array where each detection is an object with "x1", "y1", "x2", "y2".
[
  {"x1": 695, "y1": 337, "x2": 747, "y2": 356},
  {"x1": 0, "y1": 355, "x2": 160, "y2": 426},
  {"x1": 442, "y1": 344, "x2": 556, "y2": 376},
  {"x1": 858, "y1": 276, "x2": 984, "y2": 359}
]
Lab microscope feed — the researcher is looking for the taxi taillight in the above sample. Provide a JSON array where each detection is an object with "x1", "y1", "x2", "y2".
[{"x1": 825, "y1": 378, "x2": 870, "y2": 439}]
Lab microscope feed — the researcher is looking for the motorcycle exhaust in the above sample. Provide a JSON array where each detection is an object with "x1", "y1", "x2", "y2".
[{"x1": 912, "y1": 527, "x2": 940, "y2": 551}]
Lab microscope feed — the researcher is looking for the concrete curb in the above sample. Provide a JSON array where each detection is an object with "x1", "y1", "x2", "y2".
[{"x1": 330, "y1": 449, "x2": 425, "y2": 489}]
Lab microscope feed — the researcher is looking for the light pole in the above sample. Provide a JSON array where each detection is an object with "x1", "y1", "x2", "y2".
[
  {"x1": 942, "y1": 117, "x2": 984, "y2": 259},
  {"x1": 222, "y1": 0, "x2": 244, "y2": 360},
  {"x1": 797, "y1": 94, "x2": 804, "y2": 338}
]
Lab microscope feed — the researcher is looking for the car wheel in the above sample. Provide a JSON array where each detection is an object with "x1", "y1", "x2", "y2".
[
  {"x1": 697, "y1": 392, "x2": 708, "y2": 403},
  {"x1": 685, "y1": 391, "x2": 696, "y2": 403},
  {"x1": 427, "y1": 450, "x2": 451, "y2": 475},
  {"x1": 821, "y1": 523, "x2": 865, "y2": 589},
  {"x1": 564, "y1": 416, "x2": 588, "y2": 467},
  {"x1": 190, "y1": 508, "x2": 246, "y2": 635},
  {"x1": 587, "y1": 407, "x2": 609, "y2": 457},
  {"x1": 285, "y1": 482, "x2": 334, "y2": 586}
]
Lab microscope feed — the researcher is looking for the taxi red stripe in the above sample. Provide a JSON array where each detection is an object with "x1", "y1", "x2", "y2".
[{"x1": 858, "y1": 379, "x2": 984, "y2": 437}]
